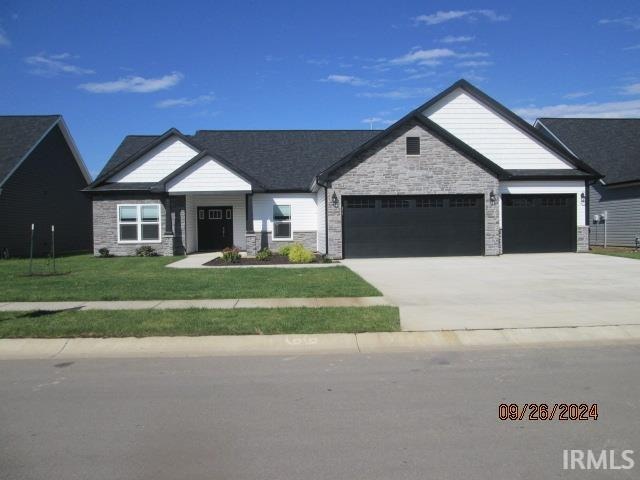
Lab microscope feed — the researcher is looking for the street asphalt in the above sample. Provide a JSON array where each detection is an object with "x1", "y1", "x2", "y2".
[{"x1": 1, "y1": 344, "x2": 639, "y2": 479}]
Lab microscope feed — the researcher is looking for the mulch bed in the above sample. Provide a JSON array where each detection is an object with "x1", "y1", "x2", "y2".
[{"x1": 204, "y1": 254, "x2": 330, "y2": 267}]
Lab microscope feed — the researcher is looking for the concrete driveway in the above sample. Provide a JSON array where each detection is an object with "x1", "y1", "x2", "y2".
[{"x1": 343, "y1": 253, "x2": 640, "y2": 331}]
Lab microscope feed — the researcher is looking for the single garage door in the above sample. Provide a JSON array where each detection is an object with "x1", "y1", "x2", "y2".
[
  {"x1": 502, "y1": 194, "x2": 576, "y2": 254},
  {"x1": 342, "y1": 195, "x2": 484, "y2": 258}
]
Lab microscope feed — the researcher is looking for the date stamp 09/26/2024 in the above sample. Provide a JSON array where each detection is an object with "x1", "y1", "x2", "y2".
[{"x1": 498, "y1": 403, "x2": 598, "y2": 421}]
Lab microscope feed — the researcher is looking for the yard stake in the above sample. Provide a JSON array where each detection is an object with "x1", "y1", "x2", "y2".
[
  {"x1": 28, "y1": 223, "x2": 34, "y2": 276},
  {"x1": 51, "y1": 225, "x2": 56, "y2": 273}
]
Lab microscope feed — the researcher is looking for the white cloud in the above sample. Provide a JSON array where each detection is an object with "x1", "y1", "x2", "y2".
[
  {"x1": 0, "y1": 27, "x2": 10, "y2": 47},
  {"x1": 389, "y1": 48, "x2": 456, "y2": 66},
  {"x1": 621, "y1": 82, "x2": 640, "y2": 95},
  {"x1": 321, "y1": 74, "x2": 374, "y2": 86},
  {"x1": 25, "y1": 52, "x2": 94, "y2": 76},
  {"x1": 79, "y1": 72, "x2": 183, "y2": 93},
  {"x1": 563, "y1": 91, "x2": 592, "y2": 99},
  {"x1": 155, "y1": 93, "x2": 215, "y2": 108},
  {"x1": 415, "y1": 10, "x2": 509, "y2": 26},
  {"x1": 441, "y1": 35, "x2": 475, "y2": 43},
  {"x1": 362, "y1": 116, "x2": 383, "y2": 123},
  {"x1": 599, "y1": 17, "x2": 640, "y2": 30},
  {"x1": 514, "y1": 99, "x2": 640, "y2": 122},
  {"x1": 623, "y1": 44, "x2": 640, "y2": 51},
  {"x1": 456, "y1": 60, "x2": 493, "y2": 67},
  {"x1": 388, "y1": 48, "x2": 489, "y2": 67},
  {"x1": 358, "y1": 87, "x2": 433, "y2": 100}
]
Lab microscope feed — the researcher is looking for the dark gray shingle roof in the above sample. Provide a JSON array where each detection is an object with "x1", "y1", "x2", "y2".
[
  {"x1": 538, "y1": 118, "x2": 640, "y2": 185},
  {"x1": 0, "y1": 115, "x2": 60, "y2": 185},
  {"x1": 95, "y1": 130, "x2": 381, "y2": 191}
]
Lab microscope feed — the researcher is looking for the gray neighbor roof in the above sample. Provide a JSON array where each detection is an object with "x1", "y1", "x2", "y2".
[
  {"x1": 0, "y1": 115, "x2": 60, "y2": 185},
  {"x1": 95, "y1": 130, "x2": 381, "y2": 191},
  {"x1": 538, "y1": 118, "x2": 640, "y2": 185}
]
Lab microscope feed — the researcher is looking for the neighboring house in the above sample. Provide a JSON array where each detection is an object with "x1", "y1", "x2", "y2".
[
  {"x1": 536, "y1": 118, "x2": 640, "y2": 248},
  {"x1": 86, "y1": 80, "x2": 599, "y2": 258},
  {"x1": 0, "y1": 115, "x2": 92, "y2": 257}
]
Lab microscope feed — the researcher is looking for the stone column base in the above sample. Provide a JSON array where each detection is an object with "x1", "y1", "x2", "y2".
[
  {"x1": 577, "y1": 226, "x2": 589, "y2": 253},
  {"x1": 245, "y1": 233, "x2": 257, "y2": 256}
]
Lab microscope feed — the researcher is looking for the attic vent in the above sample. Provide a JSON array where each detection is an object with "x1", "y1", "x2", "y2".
[{"x1": 406, "y1": 137, "x2": 420, "y2": 155}]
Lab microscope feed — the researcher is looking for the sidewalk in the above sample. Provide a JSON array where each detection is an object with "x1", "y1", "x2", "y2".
[
  {"x1": 0, "y1": 297, "x2": 391, "y2": 311},
  {"x1": 1, "y1": 324, "x2": 639, "y2": 360}
]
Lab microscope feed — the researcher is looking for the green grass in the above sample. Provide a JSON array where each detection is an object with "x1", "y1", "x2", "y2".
[
  {"x1": 591, "y1": 247, "x2": 640, "y2": 261},
  {"x1": 0, "y1": 307, "x2": 400, "y2": 338},
  {"x1": 0, "y1": 255, "x2": 380, "y2": 301}
]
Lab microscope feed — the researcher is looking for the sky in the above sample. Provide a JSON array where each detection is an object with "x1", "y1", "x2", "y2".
[{"x1": 1, "y1": 0, "x2": 639, "y2": 178}]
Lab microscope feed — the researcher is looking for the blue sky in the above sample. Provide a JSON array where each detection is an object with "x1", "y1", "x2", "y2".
[{"x1": 1, "y1": 0, "x2": 639, "y2": 177}]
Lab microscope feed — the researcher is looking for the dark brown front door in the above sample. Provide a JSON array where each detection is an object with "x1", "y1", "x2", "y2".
[{"x1": 197, "y1": 206, "x2": 233, "y2": 251}]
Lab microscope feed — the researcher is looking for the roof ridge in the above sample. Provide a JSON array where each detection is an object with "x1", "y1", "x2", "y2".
[
  {"x1": 539, "y1": 117, "x2": 640, "y2": 120},
  {"x1": 194, "y1": 129, "x2": 382, "y2": 133}
]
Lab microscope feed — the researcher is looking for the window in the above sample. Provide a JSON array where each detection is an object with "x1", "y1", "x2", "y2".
[
  {"x1": 198, "y1": 210, "x2": 204, "y2": 220},
  {"x1": 346, "y1": 198, "x2": 376, "y2": 209},
  {"x1": 226, "y1": 209, "x2": 232, "y2": 219},
  {"x1": 381, "y1": 198, "x2": 410, "y2": 208},
  {"x1": 406, "y1": 136, "x2": 420, "y2": 155},
  {"x1": 273, "y1": 205, "x2": 292, "y2": 240},
  {"x1": 449, "y1": 197, "x2": 478, "y2": 208},
  {"x1": 416, "y1": 198, "x2": 443, "y2": 208},
  {"x1": 118, "y1": 204, "x2": 161, "y2": 243},
  {"x1": 209, "y1": 209, "x2": 222, "y2": 220}
]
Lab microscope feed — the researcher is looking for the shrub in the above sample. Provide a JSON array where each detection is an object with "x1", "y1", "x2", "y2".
[
  {"x1": 135, "y1": 246, "x2": 159, "y2": 257},
  {"x1": 97, "y1": 248, "x2": 112, "y2": 258},
  {"x1": 287, "y1": 243, "x2": 315, "y2": 264},
  {"x1": 278, "y1": 245, "x2": 292, "y2": 257},
  {"x1": 222, "y1": 246, "x2": 241, "y2": 263},
  {"x1": 255, "y1": 247, "x2": 272, "y2": 261}
]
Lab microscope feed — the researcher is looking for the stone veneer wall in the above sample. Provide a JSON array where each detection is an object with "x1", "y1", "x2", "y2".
[
  {"x1": 577, "y1": 225, "x2": 589, "y2": 253},
  {"x1": 92, "y1": 193, "x2": 186, "y2": 256},
  {"x1": 325, "y1": 121, "x2": 501, "y2": 259}
]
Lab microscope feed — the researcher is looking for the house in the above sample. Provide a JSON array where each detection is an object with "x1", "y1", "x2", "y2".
[
  {"x1": 86, "y1": 80, "x2": 599, "y2": 258},
  {"x1": 536, "y1": 118, "x2": 640, "y2": 248},
  {"x1": 0, "y1": 115, "x2": 92, "y2": 257}
]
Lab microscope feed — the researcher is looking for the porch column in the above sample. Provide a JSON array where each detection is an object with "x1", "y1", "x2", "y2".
[
  {"x1": 245, "y1": 193, "x2": 257, "y2": 256},
  {"x1": 164, "y1": 195, "x2": 173, "y2": 235}
]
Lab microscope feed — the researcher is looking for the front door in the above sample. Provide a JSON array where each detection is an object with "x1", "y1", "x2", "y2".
[{"x1": 197, "y1": 206, "x2": 233, "y2": 251}]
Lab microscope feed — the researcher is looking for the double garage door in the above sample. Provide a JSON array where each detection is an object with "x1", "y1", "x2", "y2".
[{"x1": 342, "y1": 194, "x2": 576, "y2": 258}]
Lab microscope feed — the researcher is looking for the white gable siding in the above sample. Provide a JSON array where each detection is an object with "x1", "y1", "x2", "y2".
[
  {"x1": 252, "y1": 193, "x2": 318, "y2": 233},
  {"x1": 424, "y1": 90, "x2": 573, "y2": 170},
  {"x1": 184, "y1": 193, "x2": 246, "y2": 253},
  {"x1": 316, "y1": 187, "x2": 326, "y2": 253},
  {"x1": 167, "y1": 155, "x2": 251, "y2": 193},
  {"x1": 110, "y1": 137, "x2": 198, "y2": 183}
]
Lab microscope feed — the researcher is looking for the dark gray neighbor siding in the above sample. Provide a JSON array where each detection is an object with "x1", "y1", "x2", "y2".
[
  {"x1": 0, "y1": 125, "x2": 91, "y2": 257},
  {"x1": 589, "y1": 183, "x2": 640, "y2": 247},
  {"x1": 325, "y1": 122, "x2": 500, "y2": 259}
]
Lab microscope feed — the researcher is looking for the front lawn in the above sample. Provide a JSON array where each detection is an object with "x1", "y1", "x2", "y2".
[
  {"x1": 0, "y1": 307, "x2": 399, "y2": 338},
  {"x1": 591, "y1": 247, "x2": 640, "y2": 261},
  {"x1": 0, "y1": 255, "x2": 380, "y2": 301}
]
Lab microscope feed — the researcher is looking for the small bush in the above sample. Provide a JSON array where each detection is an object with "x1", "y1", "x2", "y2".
[
  {"x1": 278, "y1": 245, "x2": 292, "y2": 257},
  {"x1": 97, "y1": 248, "x2": 112, "y2": 258},
  {"x1": 135, "y1": 246, "x2": 159, "y2": 257},
  {"x1": 287, "y1": 243, "x2": 315, "y2": 264},
  {"x1": 222, "y1": 246, "x2": 241, "y2": 263},
  {"x1": 255, "y1": 247, "x2": 272, "y2": 261},
  {"x1": 321, "y1": 255, "x2": 333, "y2": 264}
]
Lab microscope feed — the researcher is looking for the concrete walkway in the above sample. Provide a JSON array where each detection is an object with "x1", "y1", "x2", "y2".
[
  {"x1": 1, "y1": 324, "x2": 639, "y2": 359},
  {"x1": 0, "y1": 297, "x2": 391, "y2": 311}
]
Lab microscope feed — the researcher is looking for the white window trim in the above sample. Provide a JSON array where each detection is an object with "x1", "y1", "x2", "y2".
[
  {"x1": 272, "y1": 204, "x2": 293, "y2": 241},
  {"x1": 117, "y1": 204, "x2": 162, "y2": 244}
]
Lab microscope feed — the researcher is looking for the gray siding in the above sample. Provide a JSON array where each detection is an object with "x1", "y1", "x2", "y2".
[
  {"x1": 589, "y1": 183, "x2": 640, "y2": 247},
  {"x1": 0, "y1": 125, "x2": 91, "y2": 257},
  {"x1": 326, "y1": 121, "x2": 500, "y2": 258}
]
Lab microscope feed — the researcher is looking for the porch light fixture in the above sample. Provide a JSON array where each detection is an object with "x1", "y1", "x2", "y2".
[
  {"x1": 489, "y1": 190, "x2": 496, "y2": 205},
  {"x1": 580, "y1": 192, "x2": 585, "y2": 205},
  {"x1": 331, "y1": 192, "x2": 339, "y2": 208}
]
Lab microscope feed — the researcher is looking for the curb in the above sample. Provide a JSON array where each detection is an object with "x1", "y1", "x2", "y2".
[{"x1": 1, "y1": 324, "x2": 640, "y2": 360}]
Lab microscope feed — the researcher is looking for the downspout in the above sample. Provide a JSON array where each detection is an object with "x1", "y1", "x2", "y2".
[{"x1": 316, "y1": 176, "x2": 330, "y2": 256}]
